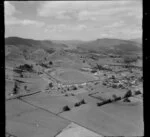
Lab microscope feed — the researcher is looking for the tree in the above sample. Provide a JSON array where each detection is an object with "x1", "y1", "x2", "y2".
[
  {"x1": 49, "y1": 61, "x2": 53, "y2": 65},
  {"x1": 80, "y1": 99, "x2": 86, "y2": 104},
  {"x1": 123, "y1": 56, "x2": 138, "y2": 67},
  {"x1": 124, "y1": 90, "x2": 132, "y2": 98},
  {"x1": 123, "y1": 98, "x2": 130, "y2": 102},
  {"x1": 112, "y1": 94, "x2": 118, "y2": 100},
  {"x1": 74, "y1": 102, "x2": 80, "y2": 107},
  {"x1": 49, "y1": 83, "x2": 53, "y2": 88},
  {"x1": 17, "y1": 64, "x2": 34, "y2": 72},
  {"x1": 135, "y1": 90, "x2": 141, "y2": 95},
  {"x1": 62, "y1": 105, "x2": 70, "y2": 111},
  {"x1": 12, "y1": 82, "x2": 19, "y2": 95}
]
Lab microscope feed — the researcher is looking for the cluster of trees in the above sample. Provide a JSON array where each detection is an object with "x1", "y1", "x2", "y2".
[
  {"x1": 97, "y1": 90, "x2": 134, "y2": 106},
  {"x1": 12, "y1": 82, "x2": 19, "y2": 95},
  {"x1": 92, "y1": 64, "x2": 112, "y2": 72},
  {"x1": 123, "y1": 56, "x2": 138, "y2": 67},
  {"x1": 74, "y1": 99, "x2": 86, "y2": 107},
  {"x1": 39, "y1": 61, "x2": 53, "y2": 68},
  {"x1": 62, "y1": 99, "x2": 86, "y2": 112},
  {"x1": 62, "y1": 105, "x2": 71, "y2": 111},
  {"x1": 16, "y1": 64, "x2": 34, "y2": 72}
]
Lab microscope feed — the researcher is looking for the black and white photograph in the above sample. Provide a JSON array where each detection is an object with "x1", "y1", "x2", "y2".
[{"x1": 5, "y1": 1, "x2": 143, "y2": 137}]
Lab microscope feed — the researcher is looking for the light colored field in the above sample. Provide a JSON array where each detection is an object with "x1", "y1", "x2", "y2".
[
  {"x1": 60, "y1": 104, "x2": 143, "y2": 136},
  {"x1": 100, "y1": 101, "x2": 143, "y2": 130},
  {"x1": 22, "y1": 92, "x2": 80, "y2": 114},
  {"x1": 53, "y1": 68, "x2": 96, "y2": 84},
  {"x1": 5, "y1": 80, "x2": 14, "y2": 99},
  {"x1": 16, "y1": 75, "x2": 49, "y2": 93},
  {"x1": 6, "y1": 109, "x2": 70, "y2": 137},
  {"x1": 90, "y1": 87, "x2": 127, "y2": 100},
  {"x1": 6, "y1": 99, "x2": 37, "y2": 119},
  {"x1": 75, "y1": 90, "x2": 102, "y2": 105},
  {"x1": 56, "y1": 122, "x2": 102, "y2": 137}
]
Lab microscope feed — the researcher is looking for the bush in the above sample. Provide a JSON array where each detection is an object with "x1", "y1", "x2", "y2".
[
  {"x1": 65, "y1": 94, "x2": 68, "y2": 96},
  {"x1": 13, "y1": 82, "x2": 19, "y2": 95},
  {"x1": 97, "y1": 102, "x2": 104, "y2": 106},
  {"x1": 74, "y1": 102, "x2": 80, "y2": 107},
  {"x1": 123, "y1": 56, "x2": 138, "y2": 67},
  {"x1": 15, "y1": 64, "x2": 34, "y2": 73},
  {"x1": 135, "y1": 90, "x2": 141, "y2": 95},
  {"x1": 112, "y1": 84, "x2": 117, "y2": 88},
  {"x1": 80, "y1": 99, "x2": 86, "y2": 104},
  {"x1": 49, "y1": 83, "x2": 53, "y2": 88},
  {"x1": 124, "y1": 90, "x2": 132, "y2": 98},
  {"x1": 123, "y1": 98, "x2": 130, "y2": 102},
  {"x1": 103, "y1": 82, "x2": 107, "y2": 86},
  {"x1": 72, "y1": 86, "x2": 77, "y2": 90},
  {"x1": 49, "y1": 61, "x2": 53, "y2": 65},
  {"x1": 74, "y1": 99, "x2": 86, "y2": 107},
  {"x1": 91, "y1": 69, "x2": 97, "y2": 73},
  {"x1": 63, "y1": 106, "x2": 70, "y2": 111},
  {"x1": 112, "y1": 94, "x2": 118, "y2": 100}
]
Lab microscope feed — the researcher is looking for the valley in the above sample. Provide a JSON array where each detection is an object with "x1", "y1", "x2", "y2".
[{"x1": 5, "y1": 37, "x2": 143, "y2": 137}]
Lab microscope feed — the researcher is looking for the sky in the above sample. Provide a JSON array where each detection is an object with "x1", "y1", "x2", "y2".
[{"x1": 5, "y1": 1, "x2": 142, "y2": 41}]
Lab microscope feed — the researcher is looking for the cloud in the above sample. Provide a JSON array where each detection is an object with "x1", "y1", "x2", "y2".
[
  {"x1": 5, "y1": 1, "x2": 17, "y2": 16},
  {"x1": 44, "y1": 24, "x2": 87, "y2": 32},
  {"x1": 5, "y1": 1, "x2": 45, "y2": 27},
  {"x1": 37, "y1": 1, "x2": 142, "y2": 21}
]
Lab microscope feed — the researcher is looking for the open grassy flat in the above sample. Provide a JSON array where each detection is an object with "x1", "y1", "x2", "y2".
[
  {"x1": 22, "y1": 92, "x2": 80, "y2": 114},
  {"x1": 5, "y1": 80, "x2": 14, "y2": 99},
  {"x1": 100, "y1": 101, "x2": 143, "y2": 129},
  {"x1": 52, "y1": 68, "x2": 96, "y2": 84},
  {"x1": 90, "y1": 87, "x2": 127, "y2": 100},
  {"x1": 6, "y1": 99, "x2": 37, "y2": 118},
  {"x1": 6, "y1": 109, "x2": 70, "y2": 137},
  {"x1": 60, "y1": 104, "x2": 143, "y2": 136},
  {"x1": 56, "y1": 122, "x2": 102, "y2": 137}
]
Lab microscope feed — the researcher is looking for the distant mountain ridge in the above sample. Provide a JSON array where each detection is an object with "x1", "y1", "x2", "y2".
[
  {"x1": 76, "y1": 38, "x2": 142, "y2": 55},
  {"x1": 5, "y1": 37, "x2": 142, "y2": 57},
  {"x1": 5, "y1": 37, "x2": 68, "y2": 50}
]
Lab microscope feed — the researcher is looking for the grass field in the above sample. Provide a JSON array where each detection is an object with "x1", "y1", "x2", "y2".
[
  {"x1": 100, "y1": 101, "x2": 143, "y2": 129},
  {"x1": 6, "y1": 109, "x2": 70, "y2": 137},
  {"x1": 5, "y1": 80, "x2": 15, "y2": 99},
  {"x1": 60, "y1": 103, "x2": 143, "y2": 136},
  {"x1": 53, "y1": 68, "x2": 96, "y2": 84},
  {"x1": 22, "y1": 92, "x2": 80, "y2": 114},
  {"x1": 56, "y1": 122, "x2": 102, "y2": 137}
]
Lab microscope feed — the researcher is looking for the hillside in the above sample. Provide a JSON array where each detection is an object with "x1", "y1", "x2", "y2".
[
  {"x1": 5, "y1": 37, "x2": 68, "y2": 51},
  {"x1": 76, "y1": 38, "x2": 142, "y2": 55}
]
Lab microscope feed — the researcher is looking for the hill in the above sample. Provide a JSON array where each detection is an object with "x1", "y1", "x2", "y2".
[
  {"x1": 5, "y1": 37, "x2": 68, "y2": 52},
  {"x1": 76, "y1": 38, "x2": 142, "y2": 55}
]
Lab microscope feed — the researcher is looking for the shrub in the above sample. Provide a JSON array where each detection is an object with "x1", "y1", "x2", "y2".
[
  {"x1": 49, "y1": 83, "x2": 53, "y2": 88},
  {"x1": 17, "y1": 64, "x2": 34, "y2": 72},
  {"x1": 103, "y1": 82, "x2": 107, "y2": 86},
  {"x1": 124, "y1": 90, "x2": 132, "y2": 98},
  {"x1": 112, "y1": 94, "x2": 118, "y2": 100},
  {"x1": 13, "y1": 82, "x2": 19, "y2": 95},
  {"x1": 49, "y1": 61, "x2": 53, "y2": 65},
  {"x1": 112, "y1": 84, "x2": 117, "y2": 88},
  {"x1": 105, "y1": 99, "x2": 112, "y2": 103},
  {"x1": 80, "y1": 99, "x2": 86, "y2": 104},
  {"x1": 97, "y1": 102, "x2": 104, "y2": 106},
  {"x1": 72, "y1": 86, "x2": 77, "y2": 90},
  {"x1": 123, "y1": 98, "x2": 130, "y2": 102},
  {"x1": 63, "y1": 105, "x2": 70, "y2": 111},
  {"x1": 123, "y1": 56, "x2": 138, "y2": 68},
  {"x1": 135, "y1": 90, "x2": 141, "y2": 95},
  {"x1": 74, "y1": 102, "x2": 80, "y2": 107}
]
